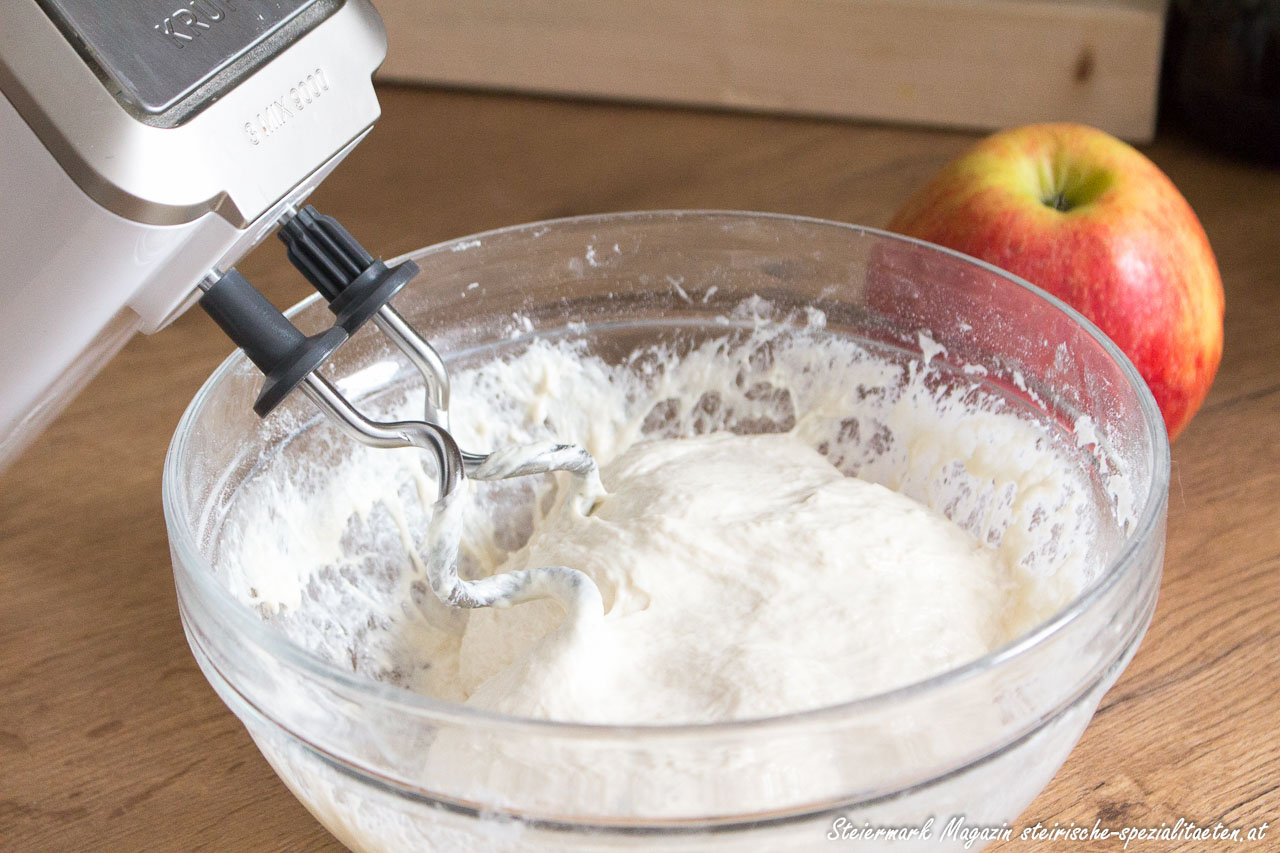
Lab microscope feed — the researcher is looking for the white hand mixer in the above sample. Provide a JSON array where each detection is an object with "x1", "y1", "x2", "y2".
[{"x1": 0, "y1": 0, "x2": 602, "y2": 615}]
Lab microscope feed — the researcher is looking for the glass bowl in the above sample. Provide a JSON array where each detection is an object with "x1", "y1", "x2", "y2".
[{"x1": 164, "y1": 211, "x2": 1168, "y2": 852}]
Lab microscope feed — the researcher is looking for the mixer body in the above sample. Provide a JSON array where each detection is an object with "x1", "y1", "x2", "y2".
[{"x1": 0, "y1": 0, "x2": 389, "y2": 468}]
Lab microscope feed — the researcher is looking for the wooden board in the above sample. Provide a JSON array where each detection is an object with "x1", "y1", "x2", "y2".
[{"x1": 376, "y1": 0, "x2": 1168, "y2": 141}]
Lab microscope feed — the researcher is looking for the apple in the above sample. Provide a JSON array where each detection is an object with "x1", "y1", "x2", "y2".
[{"x1": 888, "y1": 122, "x2": 1224, "y2": 439}]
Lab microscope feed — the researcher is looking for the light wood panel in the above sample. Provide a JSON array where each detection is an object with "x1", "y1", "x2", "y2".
[{"x1": 377, "y1": 0, "x2": 1168, "y2": 141}]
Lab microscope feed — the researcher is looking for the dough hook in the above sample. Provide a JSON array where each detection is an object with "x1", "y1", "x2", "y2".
[{"x1": 198, "y1": 205, "x2": 602, "y2": 615}]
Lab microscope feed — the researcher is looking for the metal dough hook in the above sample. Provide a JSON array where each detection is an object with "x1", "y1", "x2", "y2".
[{"x1": 197, "y1": 205, "x2": 603, "y2": 617}]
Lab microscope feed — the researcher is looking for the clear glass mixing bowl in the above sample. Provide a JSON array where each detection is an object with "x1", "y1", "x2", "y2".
[{"x1": 164, "y1": 212, "x2": 1168, "y2": 852}]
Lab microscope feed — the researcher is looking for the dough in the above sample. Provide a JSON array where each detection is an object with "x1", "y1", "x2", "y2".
[{"x1": 454, "y1": 431, "x2": 1023, "y2": 724}]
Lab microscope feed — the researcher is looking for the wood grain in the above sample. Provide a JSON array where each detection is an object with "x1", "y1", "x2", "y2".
[
  {"x1": 377, "y1": 0, "x2": 1167, "y2": 141},
  {"x1": 1, "y1": 85, "x2": 1276, "y2": 851}
]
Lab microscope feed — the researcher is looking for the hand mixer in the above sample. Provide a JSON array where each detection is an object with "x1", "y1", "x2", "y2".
[{"x1": 0, "y1": 0, "x2": 602, "y2": 615}]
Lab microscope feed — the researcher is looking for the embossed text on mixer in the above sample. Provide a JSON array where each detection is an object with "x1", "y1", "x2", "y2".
[
  {"x1": 243, "y1": 67, "x2": 330, "y2": 145},
  {"x1": 153, "y1": 0, "x2": 245, "y2": 48}
]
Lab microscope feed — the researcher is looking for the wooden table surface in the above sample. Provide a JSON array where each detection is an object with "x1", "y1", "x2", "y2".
[{"x1": 2, "y1": 86, "x2": 1277, "y2": 851}]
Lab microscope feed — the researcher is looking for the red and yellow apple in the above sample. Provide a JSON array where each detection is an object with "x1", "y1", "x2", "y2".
[{"x1": 888, "y1": 122, "x2": 1224, "y2": 439}]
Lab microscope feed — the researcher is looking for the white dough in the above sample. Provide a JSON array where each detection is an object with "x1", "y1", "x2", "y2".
[
  {"x1": 221, "y1": 308, "x2": 1112, "y2": 731},
  {"x1": 456, "y1": 431, "x2": 1023, "y2": 723},
  {"x1": 212, "y1": 303, "x2": 1131, "y2": 845}
]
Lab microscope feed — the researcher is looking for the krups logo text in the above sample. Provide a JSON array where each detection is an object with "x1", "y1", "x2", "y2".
[{"x1": 153, "y1": 0, "x2": 249, "y2": 49}]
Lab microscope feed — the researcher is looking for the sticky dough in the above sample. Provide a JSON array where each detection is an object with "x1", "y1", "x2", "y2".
[
  {"x1": 457, "y1": 431, "x2": 1026, "y2": 723},
  {"x1": 221, "y1": 308, "x2": 1105, "y2": 727}
]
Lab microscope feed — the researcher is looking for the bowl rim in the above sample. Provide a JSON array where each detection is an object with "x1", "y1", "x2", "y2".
[{"x1": 163, "y1": 209, "x2": 1170, "y2": 739}]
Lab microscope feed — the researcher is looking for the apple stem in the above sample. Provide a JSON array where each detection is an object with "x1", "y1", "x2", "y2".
[{"x1": 1047, "y1": 191, "x2": 1072, "y2": 212}]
